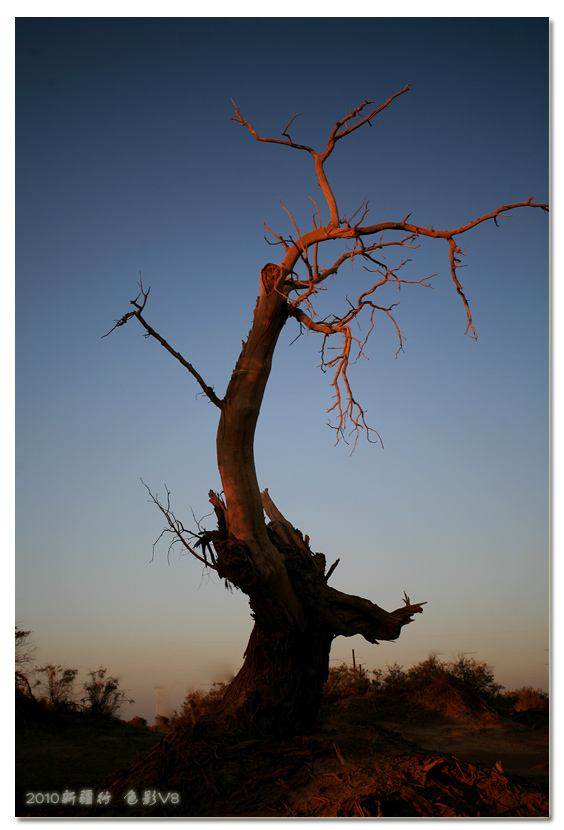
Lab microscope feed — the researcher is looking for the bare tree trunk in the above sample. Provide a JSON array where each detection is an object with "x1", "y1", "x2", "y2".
[
  {"x1": 215, "y1": 265, "x2": 305, "y2": 627},
  {"x1": 212, "y1": 274, "x2": 423, "y2": 734},
  {"x1": 213, "y1": 268, "x2": 327, "y2": 733},
  {"x1": 218, "y1": 619, "x2": 334, "y2": 736}
]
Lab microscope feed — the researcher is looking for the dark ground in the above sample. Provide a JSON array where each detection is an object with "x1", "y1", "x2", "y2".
[{"x1": 16, "y1": 692, "x2": 549, "y2": 818}]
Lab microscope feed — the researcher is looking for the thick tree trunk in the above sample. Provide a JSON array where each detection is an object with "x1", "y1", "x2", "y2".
[
  {"x1": 218, "y1": 618, "x2": 334, "y2": 736},
  {"x1": 213, "y1": 505, "x2": 424, "y2": 736},
  {"x1": 212, "y1": 264, "x2": 424, "y2": 736}
]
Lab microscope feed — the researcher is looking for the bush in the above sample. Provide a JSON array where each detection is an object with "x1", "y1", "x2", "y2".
[
  {"x1": 499, "y1": 686, "x2": 548, "y2": 713},
  {"x1": 324, "y1": 664, "x2": 373, "y2": 699},
  {"x1": 34, "y1": 664, "x2": 79, "y2": 709},
  {"x1": 81, "y1": 667, "x2": 133, "y2": 718},
  {"x1": 322, "y1": 654, "x2": 528, "y2": 724},
  {"x1": 447, "y1": 654, "x2": 503, "y2": 699},
  {"x1": 127, "y1": 715, "x2": 149, "y2": 729},
  {"x1": 169, "y1": 683, "x2": 227, "y2": 728},
  {"x1": 376, "y1": 661, "x2": 408, "y2": 692},
  {"x1": 15, "y1": 625, "x2": 37, "y2": 697}
]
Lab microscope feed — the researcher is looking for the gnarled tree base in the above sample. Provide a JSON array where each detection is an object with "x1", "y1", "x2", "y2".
[{"x1": 209, "y1": 490, "x2": 425, "y2": 737}]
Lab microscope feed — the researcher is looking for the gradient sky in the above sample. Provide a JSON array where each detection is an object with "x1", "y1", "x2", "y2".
[{"x1": 15, "y1": 17, "x2": 549, "y2": 723}]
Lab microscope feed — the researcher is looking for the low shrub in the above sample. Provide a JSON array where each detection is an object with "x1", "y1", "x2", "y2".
[
  {"x1": 33, "y1": 664, "x2": 79, "y2": 710},
  {"x1": 127, "y1": 715, "x2": 149, "y2": 729},
  {"x1": 81, "y1": 667, "x2": 134, "y2": 719},
  {"x1": 168, "y1": 683, "x2": 227, "y2": 730},
  {"x1": 498, "y1": 685, "x2": 549, "y2": 713},
  {"x1": 322, "y1": 654, "x2": 544, "y2": 725},
  {"x1": 324, "y1": 663, "x2": 373, "y2": 699}
]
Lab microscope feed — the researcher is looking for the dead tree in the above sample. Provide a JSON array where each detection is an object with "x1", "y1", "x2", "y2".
[{"x1": 106, "y1": 85, "x2": 547, "y2": 736}]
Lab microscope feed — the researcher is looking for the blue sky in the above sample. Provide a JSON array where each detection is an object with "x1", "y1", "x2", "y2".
[{"x1": 15, "y1": 17, "x2": 549, "y2": 722}]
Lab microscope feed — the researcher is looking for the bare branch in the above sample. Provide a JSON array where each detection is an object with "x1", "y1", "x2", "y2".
[
  {"x1": 104, "y1": 273, "x2": 224, "y2": 409},
  {"x1": 290, "y1": 306, "x2": 383, "y2": 450},
  {"x1": 134, "y1": 311, "x2": 224, "y2": 408},
  {"x1": 233, "y1": 88, "x2": 415, "y2": 234},
  {"x1": 286, "y1": 245, "x2": 436, "y2": 448},
  {"x1": 279, "y1": 198, "x2": 301, "y2": 240},
  {"x1": 325, "y1": 558, "x2": 340, "y2": 582},
  {"x1": 143, "y1": 480, "x2": 221, "y2": 572},
  {"x1": 355, "y1": 197, "x2": 549, "y2": 241},
  {"x1": 309, "y1": 196, "x2": 322, "y2": 230},
  {"x1": 231, "y1": 100, "x2": 315, "y2": 155},
  {"x1": 324, "y1": 84, "x2": 413, "y2": 152},
  {"x1": 447, "y1": 238, "x2": 475, "y2": 339},
  {"x1": 345, "y1": 198, "x2": 371, "y2": 229},
  {"x1": 102, "y1": 272, "x2": 151, "y2": 337},
  {"x1": 259, "y1": 97, "x2": 548, "y2": 448},
  {"x1": 263, "y1": 223, "x2": 291, "y2": 250},
  {"x1": 234, "y1": 90, "x2": 547, "y2": 353},
  {"x1": 283, "y1": 191, "x2": 545, "y2": 445},
  {"x1": 322, "y1": 583, "x2": 426, "y2": 643},
  {"x1": 281, "y1": 110, "x2": 303, "y2": 143}
]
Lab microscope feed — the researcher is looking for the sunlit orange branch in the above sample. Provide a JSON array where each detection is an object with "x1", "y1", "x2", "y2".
[
  {"x1": 263, "y1": 223, "x2": 290, "y2": 251},
  {"x1": 281, "y1": 110, "x2": 304, "y2": 143},
  {"x1": 309, "y1": 196, "x2": 322, "y2": 230},
  {"x1": 354, "y1": 197, "x2": 548, "y2": 242},
  {"x1": 289, "y1": 255, "x2": 431, "y2": 447},
  {"x1": 231, "y1": 100, "x2": 315, "y2": 155},
  {"x1": 234, "y1": 89, "x2": 548, "y2": 447},
  {"x1": 447, "y1": 238, "x2": 475, "y2": 338},
  {"x1": 325, "y1": 85, "x2": 412, "y2": 149},
  {"x1": 232, "y1": 88, "x2": 414, "y2": 231}
]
